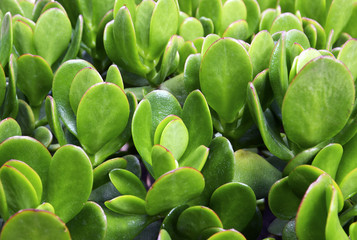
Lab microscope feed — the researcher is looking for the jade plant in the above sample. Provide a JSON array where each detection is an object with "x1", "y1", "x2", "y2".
[{"x1": 3, "y1": 0, "x2": 357, "y2": 239}]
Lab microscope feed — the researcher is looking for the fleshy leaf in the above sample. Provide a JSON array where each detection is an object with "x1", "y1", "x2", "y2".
[
  {"x1": 0, "y1": 118, "x2": 21, "y2": 143},
  {"x1": 77, "y1": 83, "x2": 129, "y2": 154},
  {"x1": 152, "y1": 145, "x2": 178, "y2": 179},
  {"x1": 67, "y1": 201, "x2": 107, "y2": 240},
  {"x1": 105, "y1": 195, "x2": 146, "y2": 215},
  {"x1": 0, "y1": 210, "x2": 71, "y2": 240},
  {"x1": 145, "y1": 167, "x2": 204, "y2": 215},
  {"x1": 210, "y1": 182, "x2": 256, "y2": 231},
  {"x1": 47, "y1": 145, "x2": 93, "y2": 223},
  {"x1": 200, "y1": 38, "x2": 252, "y2": 123},
  {"x1": 93, "y1": 158, "x2": 127, "y2": 189},
  {"x1": 109, "y1": 168, "x2": 146, "y2": 199},
  {"x1": 282, "y1": 57, "x2": 355, "y2": 148},
  {"x1": 34, "y1": 8, "x2": 72, "y2": 66}
]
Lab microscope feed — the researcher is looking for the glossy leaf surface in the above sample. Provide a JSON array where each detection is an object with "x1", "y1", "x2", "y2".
[{"x1": 109, "y1": 168, "x2": 146, "y2": 199}]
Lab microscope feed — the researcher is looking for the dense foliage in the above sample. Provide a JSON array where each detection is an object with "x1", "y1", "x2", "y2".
[{"x1": 1, "y1": 0, "x2": 357, "y2": 239}]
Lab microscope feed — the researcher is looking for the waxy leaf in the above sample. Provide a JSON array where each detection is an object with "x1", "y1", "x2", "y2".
[
  {"x1": 36, "y1": 202, "x2": 54, "y2": 213},
  {"x1": 34, "y1": 8, "x2": 72, "y2": 66},
  {"x1": 336, "y1": 134, "x2": 357, "y2": 184},
  {"x1": 179, "y1": 145, "x2": 209, "y2": 171},
  {"x1": 210, "y1": 182, "x2": 256, "y2": 231},
  {"x1": 179, "y1": 17, "x2": 204, "y2": 41},
  {"x1": 249, "y1": 30, "x2": 274, "y2": 77},
  {"x1": 52, "y1": 59, "x2": 93, "y2": 136},
  {"x1": 60, "y1": 15, "x2": 83, "y2": 64},
  {"x1": 200, "y1": 38, "x2": 252, "y2": 123},
  {"x1": 0, "y1": 136, "x2": 51, "y2": 193},
  {"x1": 0, "y1": 12, "x2": 12, "y2": 67},
  {"x1": 0, "y1": 210, "x2": 71, "y2": 240},
  {"x1": 146, "y1": 167, "x2": 204, "y2": 215},
  {"x1": 77, "y1": 83, "x2": 129, "y2": 154},
  {"x1": 1, "y1": 55, "x2": 18, "y2": 119},
  {"x1": 67, "y1": 201, "x2": 107, "y2": 240},
  {"x1": 0, "y1": 118, "x2": 21, "y2": 143},
  {"x1": 69, "y1": 67, "x2": 103, "y2": 114},
  {"x1": 222, "y1": 20, "x2": 249, "y2": 40},
  {"x1": 0, "y1": 165, "x2": 39, "y2": 215},
  {"x1": 106, "y1": 64, "x2": 124, "y2": 89},
  {"x1": 109, "y1": 169, "x2": 146, "y2": 199},
  {"x1": 234, "y1": 150, "x2": 281, "y2": 199},
  {"x1": 183, "y1": 53, "x2": 202, "y2": 92},
  {"x1": 268, "y1": 177, "x2": 301, "y2": 219},
  {"x1": 135, "y1": 0, "x2": 155, "y2": 56},
  {"x1": 0, "y1": 65, "x2": 5, "y2": 107},
  {"x1": 198, "y1": 137, "x2": 234, "y2": 205},
  {"x1": 105, "y1": 195, "x2": 147, "y2": 215},
  {"x1": 152, "y1": 145, "x2": 178, "y2": 179},
  {"x1": 45, "y1": 96, "x2": 67, "y2": 146},
  {"x1": 148, "y1": 0, "x2": 179, "y2": 60},
  {"x1": 282, "y1": 57, "x2": 355, "y2": 148},
  {"x1": 15, "y1": 100, "x2": 35, "y2": 136},
  {"x1": 338, "y1": 39, "x2": 357, "y2": 80},
  {"x1": 270, "y1": 13, "x2": 303, "y2": 34},
  {"x1": 4, "y1": 160, "x2": 42, "y2": 202},
  {"x1": 34, "y1": 126, "x2": 53, "y2": 148},
  {"x1": 197, "y1": 0, "x2": 222, "y2": 34},
  {"x1": 208, "y1": 230, "x2": 247, "y2": 240},
  {"x1": 13, "y1": 20, "x2": 35, "y2": 55},
  {"x1": 312, "y1": 143, "x2": 343, "y2": 179},
  {"x1": 158, "y1": 229, "x2": 172, "y2": 240},
  {"x1": 220, "y1": 0, "x2": 247, "y2": 35},
  {"x1": 47, "y1": 145, "x2": 93, "y2": 223},
  {"x1": 93, "y1": 158, "x2": 127, "y2": 189},
  {"x1": 177, "y1": 206, "x2": 223, "y2": 239},
  {"x1": 242, "y1": 0, "x2": 260, "y2": 37},
  {"x1": 16, "y1": 54, "x2": 53, "y2": 107}
]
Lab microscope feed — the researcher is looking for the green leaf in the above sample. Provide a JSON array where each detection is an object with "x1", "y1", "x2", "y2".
[
  {"x1": 113, "y1": 6, "x2": 149, "y2": 75},
  {"x1": 52, "y1": 59, "x2": 93, "y2": 136},
  {"x1": 303, "y1": 18, "x2": 326, "y2": 50},
  {"x1": 159, "y1": 118, "x2": 189, "y2": 160},
  {"x1": 179, "y1": 145, "x2": 209, "y2": 171},
  {"x1": 259, "y1": 8, "x2": 279, "y2": 31},
  {"x1": 16, "y1": 54, "x2": 53, "y2": 107},
  {"x1": 246, "y1": 82, "x2": 294, "y2": 160},
  {"x1": 179, "y1": 17, "x2": 204, "y2": 41},
  {"x1": 1, "y1": 54, "x2": 18, "y2": 119},
  {"x1": 34, "y1": 8, "x2": 72, "y2": 66},
  {"x1": 60, "y1": 14, "x2": 84, "y2": 64},
  {"x1": 93, "y1": 158, "x2": 127, "y2": 189},
  {"x1": 350, "y1": 222, "x2": 357, "y2": 240},
  {"x1": 242, "y1": 0, "x2": 260, "y2": 37},
  {"x1": 197, "y1": 137, "x2": 235, "y2": 205},
  {"x1": 0, "y1": 164, "x2": 39, "y2": 215},
  {"x1": 220, "y1": 0, "x2": 247, "y2": 35},
  {"x1": 47, "y1": 145, "x2": 93, "y2": 223},
  {"x1": 178, "y1": 40, "x2": 197, "y2": 73},
  {"x1": 155, "y1": 35, "x2": 179, "y2": 85},
  {"x1": 325, "y1": 0, "x2": 354, "y2": 45},
  {"x1": 13, "y1": 20, "x2": 36, "y2": 55},
  {"x1": 0, "y1": 136, "x2": 51, "y2": 194},
  {"x1": 234, "y1": 150, "x2": 281, "y2": 199},
  {"x1": 177, "y1": 206, "x2": 223, "y2": 239},
  {"x1": 3, "y1": 160, "x2": 42, "y2": 207},
  {"x1": 285, "y1": 29, "x2": 310, "y2": 67},
  {"x1": 270, "y1": 13, "x2": 303, "y2": 34},
  {"x1": 109, "y1": 168, "x2": 146, "y2": 199},
  {"x1": 0, "y1": 0, "x2": 23, "y2": 16},
  {"x1": 69, "y1": 67, "x2": 103, "y2": 114},
  {"x1": 106, "y1": 64, "x2": 124, "y2": 89},
  {"x1": 135, "y1": 0, "x2": 155, "y2": 56},
  {"x1": 132, "y1": 99, "x2": 153, "y2": 165},
  {"x1": 338, "y1": 39, "x2": 357, "y2": 80},
  {"x1": 339, "y1": 168, "x2": 357, "y2": 199},
  {"x1": 200, "y1": 38, "x2": 252, "y2": 123},
  {"x1": 148, "y1": 0, "x2": 179, "y2": 60},
  {"x1": 67, "y1": 201, "x2": 107, "y2": 240},
  {"x1": 0, "y1": 64, "x2": 5, "y2": 107},
  {"x1": 197, "y1": 0, "x2": 222, "y2": 34},
  {"x1": 282, "y1": 57, "x2": 355, "y2": 148},
  {"x1": 210, "y1": 182, "x2": 256, "y2": 231},
  {"x1": 158, "y1": 229, "x2": 172, "y2": 240},
  {"x1": 145, "y1": 167, "x2": 204, "y2": 215},
  {"x1": 249, "y1": 30, "x2": 275, "y2": 77},
  {"x1": 105, "y1": 195, "x2": 147, "y2": 215},
  {"x1": 199, "y1": 16, "x2": 215, "y2": 36},
  {"x1": 36, "y1": 202, "x2": 55, "y2": 213},
  {"x1": 336, "y1": 134, "x2": 357, "y2": 184},
  {"x1": 15, "y1": 100, "x2": 35, "y2": 136},
  {"x1": 45, "y1": 96, "x2": 67, "y2": 146},
  {"x1": 183, "y1": 53, "x2": 202, "y2": 92},
  {"x1": 222, "y1": 20, "x2": 249, "y2": 40},
  {"x1": 77, "y1": 83, "x2": 129, "y2": 154},
  {"x1": 0, "y1": 210, "x2": 71, "y2": 240},
  {"x1": 0, "y1": 12, "x2": 12, "y2": 67},
  {"x1": 268, "y1": 177, "x2": 301, "y2": 219},
  {"x1": 152, "y1": 145, "x2": 178, "y2": 179},
  {"x1": 312, "y1": 143, "x2": 343, "y2": 179},
  {"x1": 208, "y1": 230, "x2": 247, "y2": 240},
  {"x1": 269, "y1": 32, "x2": 288, "y2": 108},
  {"x1": 0, "y1": 118, "x2": 21, "y2": 143},
  {"x1": 154, "y1": 115, "x2": 180, "y2": 145},
  {"x1": 113, "y1": 0, "x2": 136, "y2": 22},
  {"x1": 34, "y1": 126, "x2": 52, "y2": 148},
  {"x1": 295, "y1": 0, "x2": 326, "y2": 25}
]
